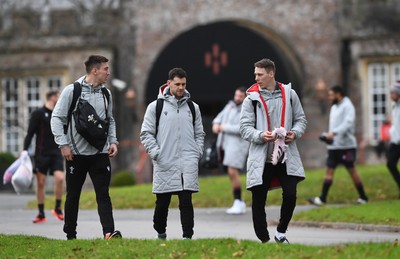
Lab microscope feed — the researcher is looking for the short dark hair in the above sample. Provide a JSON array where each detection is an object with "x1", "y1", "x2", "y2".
[
  {"x1": 254, "y1": 58, "x2": 276, "y2": 74},
  {"x1": 236, "y1": 86, "x2": 246, "y2": 93},
  {"x1": 46, "y1": 90, "x2": 59, "y2": 101},
  {"x1": 329, "y1": 85, "x2": 346, "y2": 96},
  {"x1": 84, "y1": 55, "x2": 109, "y2": 74},
  {"x1": 168, "y1": 67, "x2": 187, "y2": 80}
]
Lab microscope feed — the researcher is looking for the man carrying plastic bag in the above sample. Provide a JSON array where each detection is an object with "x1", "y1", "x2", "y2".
[{"x1": 11, "y1": 151, "x2": 33, "y2": 194}]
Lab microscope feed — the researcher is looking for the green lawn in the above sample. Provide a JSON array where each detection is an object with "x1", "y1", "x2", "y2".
[
  {"x1": 29, "y1": 164, "x2": 400, "y2": 225},
  {"x1": 0, "y1": 235, "x2": 399, "y2": 259}
]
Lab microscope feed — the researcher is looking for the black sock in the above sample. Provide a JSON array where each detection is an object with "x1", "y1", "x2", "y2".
[
  {"x1": 355, "y1": 183, "x2": 368, "y2": 201},
  {"x1": 55, "y1": 199, "x2": 62, "y2": 210},
  {"x1": 233, "y1": 187, "x2": 241, "y2": 200},
  {"x1": 38, "y1": 204, "x2": 45, "y2": 217},
  {"x1": 320, "y1": 179, "x2": 332, "y2": 203}
]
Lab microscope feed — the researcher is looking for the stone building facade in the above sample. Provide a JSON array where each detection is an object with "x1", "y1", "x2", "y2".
[{"x1": 0, "y1": 0, "x2": 399, "y2": 181}]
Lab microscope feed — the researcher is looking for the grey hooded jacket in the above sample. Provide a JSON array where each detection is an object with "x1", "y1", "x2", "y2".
[
  {"x1": 327, "y1": 96, "x2": 357, "y2": 150},
  {"x1": 213, "y1": 100, "x2": 249, "y2": 169},
  {"x1": 390, "y1": 101, "x2": 400, "y2": 144},
  {"x1": 140, "y1": 85, "x2": 205, "y2": 193},
  {"x1": 240, "y1": 82, "x2": 307, "y2": 189},
  {"x1": 51, "y1": 76, "x2": 118, "y2": 155}
]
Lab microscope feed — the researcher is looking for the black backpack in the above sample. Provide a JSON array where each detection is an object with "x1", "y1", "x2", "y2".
[
  {"x1": 155, "y1": 98, "x2": 195, "y2": 136},
  {"x1": 64, "y1": 82, "x2": 111, "y2": 152},
  {"x1": 200, "y1": 139, "x2": 219, "y2": 169}
]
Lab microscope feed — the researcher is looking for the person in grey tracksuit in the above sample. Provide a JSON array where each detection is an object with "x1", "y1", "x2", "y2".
[
  {"x1": 51, "y1": 55, "x2": 120, "y2": 240},
  {"x1": 240, "y1": 58, "x2": 307, "y2": 244},
  {"x1": 140, "y1": 68, "x2": 205, "y2": 240},
  {"x1": 308, "y1": 85, "x2": 368, "y2": 207},
  {"x1": 212, "y1": 87, "x2": 249, "y2": 214},
  {"x1": 387, "y1": 81, "x2": 400, "y2": 198}
]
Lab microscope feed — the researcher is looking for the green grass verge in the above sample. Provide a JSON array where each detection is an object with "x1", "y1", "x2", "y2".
[
  {"x1": 293, "y1": 200, "x2": 400, "y2": 225},
  {"x1": 29, "y1": 164, "x2": 399, "y2": 225},
  {"x1": 0, "y1": 235, "x2": 399, "y2": 259}
]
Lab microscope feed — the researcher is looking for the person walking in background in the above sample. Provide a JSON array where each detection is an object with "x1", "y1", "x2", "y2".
[
  {"x1": 240, "y1": 58, "x2": 307, "y2": 244},
  {"x1": 309, "y1": 85, "x2": 369, "y2": 206},
  {"x1": 51, "y1": 55, "x2": 121, "y2": 240},
  {"x1": 375, "y1": 116, "x2": 391, "y2": 161},
  {"x1": 140, "y1": 68, "x2": 205, "y2": 240},
  {"x1": 24, "y1": 90, "x2": 65, "y2": 223},
  {"x1": 212, "y1": 87, "x2": 249, "y2": 215},
  {"x1": 386, "y1": 80, "x2": 400, "y2": 199}
]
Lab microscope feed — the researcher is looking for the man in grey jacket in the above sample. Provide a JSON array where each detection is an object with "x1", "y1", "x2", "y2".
[
  {"x1": 240, "y1": 58, "x2": 307, "y2": 244},
  {"x1": 212, "y1": 87, "x2": 249, "y2": 215},
  {"x1": 309, "y1": 85, "x2": 368, "y2": 206},
  {"x1": 386, "y1": 81, "x2": 400, "y2": 199},
  {"x1": 140, "y1": 68, "x2": 205, "y2": 240},
  {"x1": 51, "y1": 55, "x2": 121, "y2": 240}
]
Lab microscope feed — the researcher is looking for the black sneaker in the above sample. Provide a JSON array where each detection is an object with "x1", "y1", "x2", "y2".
[
  {"x1": 157, "y1": 233, "x2": 167, "y2": 240},
  {"x1": 67, "y1": 236, "x2": 76, "y2": 240},
  {"x1": 105, "y1": 230, "x2": 122, "y2": 239},
  {"x1": 274, "y1": 236, "x2": 290, "y2": 244}
]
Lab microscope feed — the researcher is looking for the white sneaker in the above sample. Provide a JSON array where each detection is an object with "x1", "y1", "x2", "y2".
[
  {"x1": 308, "y1": 197, "x2": 324, "y2": 206},
  {"x1": 356, "y1": 198, "x2": 367, "y2": 204},
  {"x1": 226, "y1": 199, "x2": 246, "y2": 215}
]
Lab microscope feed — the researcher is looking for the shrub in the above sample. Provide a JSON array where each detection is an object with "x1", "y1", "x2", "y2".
[
  {"x1": 110, "y1": 170, "x2": 135, "y2": 187},
  {"x1": 0, "y1": 152, "x2": 16, "y2": 169},
  {"x1": 0, "y1": 152, "x2": 17, "y2": 191}
]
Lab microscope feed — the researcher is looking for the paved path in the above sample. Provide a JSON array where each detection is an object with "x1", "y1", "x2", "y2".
[{"x1": 0, "y1": 193, "x2": 398, "y2": 245}]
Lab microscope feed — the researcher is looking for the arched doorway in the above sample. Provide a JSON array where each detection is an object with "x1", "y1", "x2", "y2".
[{"x1": 145, "y1": 20, "x2": 303, "y2": 103}]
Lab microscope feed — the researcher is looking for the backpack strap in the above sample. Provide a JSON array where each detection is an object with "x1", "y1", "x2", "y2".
[
  {"x1": 64, "y1": 82, "x2": 81, "y2": 134},
  {"x1": 155, "y1": 98, "x2": 164, "y2": 136},
  {"x1": 186, "y1": 99, "x2": 196, "y2": 127},
  {"x1": 155, "y1": 98, "x2": 196, "y2": 136},
  {"x1": 252, "y1": 100, "x2": 258, "y2": 127},
  {"x1": 100, "y1": 87, "x2": 110, "y2": 108}
]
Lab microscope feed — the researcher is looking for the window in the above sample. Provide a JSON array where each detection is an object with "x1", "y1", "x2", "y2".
[
  {"x1": 367, "y1": 62, "x2": 400, "y2": 145},
  {"x1": 2, "y1": 78, "x2": 20, "y2": 154},
  {"x1": 47, "y1": 76, "x2": 62, "y2": 92},
  {"x1": 0, "y1": 75, "x2": 63, "y2": 156}
]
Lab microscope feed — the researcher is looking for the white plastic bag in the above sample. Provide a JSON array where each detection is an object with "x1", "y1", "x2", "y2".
[
  {"x1": 3, "y1": 158, "x2": 21, "y2": 185},
  {"x1": 11, "y1": 151, "x2": 33, "y2": 194}
]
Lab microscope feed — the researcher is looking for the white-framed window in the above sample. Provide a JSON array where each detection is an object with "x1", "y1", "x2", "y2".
[
  {"x1": 47, "y1": 76, "x2": 62, "y2": 92},
  {"x1": 367, "y1": 62, "x2": 400, "y2": 145},
  {"x1": 392, "y1": 63, "x2": 400, "y2": 83},
  {"x1": 2, "y1": 78, "x2": 21, "y2": 155},
  {"x1": 1, "y1": 75, "x2": 63, "y2": 156}
]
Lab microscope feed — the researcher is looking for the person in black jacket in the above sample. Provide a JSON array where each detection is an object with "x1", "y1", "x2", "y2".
[{"x1": 24, "y1": 90, "x2": 65, "y2": 223}]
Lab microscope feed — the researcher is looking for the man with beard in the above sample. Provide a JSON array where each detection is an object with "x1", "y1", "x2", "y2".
[
  {"x1": 212, "y1": 87, "x2": 250, "y2": 214},
  {"x1": 308, "y1": 85, "x2": 368, "y2": 206}
]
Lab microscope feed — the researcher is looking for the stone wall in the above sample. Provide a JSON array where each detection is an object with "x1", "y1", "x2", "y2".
[{"x1": 1, "y1": 0, "x2": 399, "y2": 172}]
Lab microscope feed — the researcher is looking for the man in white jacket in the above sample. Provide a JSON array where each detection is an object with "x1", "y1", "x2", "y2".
[
  {"x1": 140, "y1": 68, "x2": 205, "y2": 240},
  {"x1": 212, "y1": 87, "x2": 249, "y2": 214}
]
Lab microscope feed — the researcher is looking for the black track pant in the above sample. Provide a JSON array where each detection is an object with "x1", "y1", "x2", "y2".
[
  {"x1": 153, "y1": 190, "x2": 194, "y2": 239},
  {"x1": 250, "y1": 163, "x2": 298, "y2": 242},
  {"x1": 386, "y1": 143, "x2": 400, "y2": 190},
  {"x1": 63, "y1": 154, "x2": 114, "y2": 239}
]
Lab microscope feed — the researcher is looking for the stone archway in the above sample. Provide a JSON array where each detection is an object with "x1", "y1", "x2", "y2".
[{"x1": 146, "y1": 20, "x2": 303, "y2": 103}]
